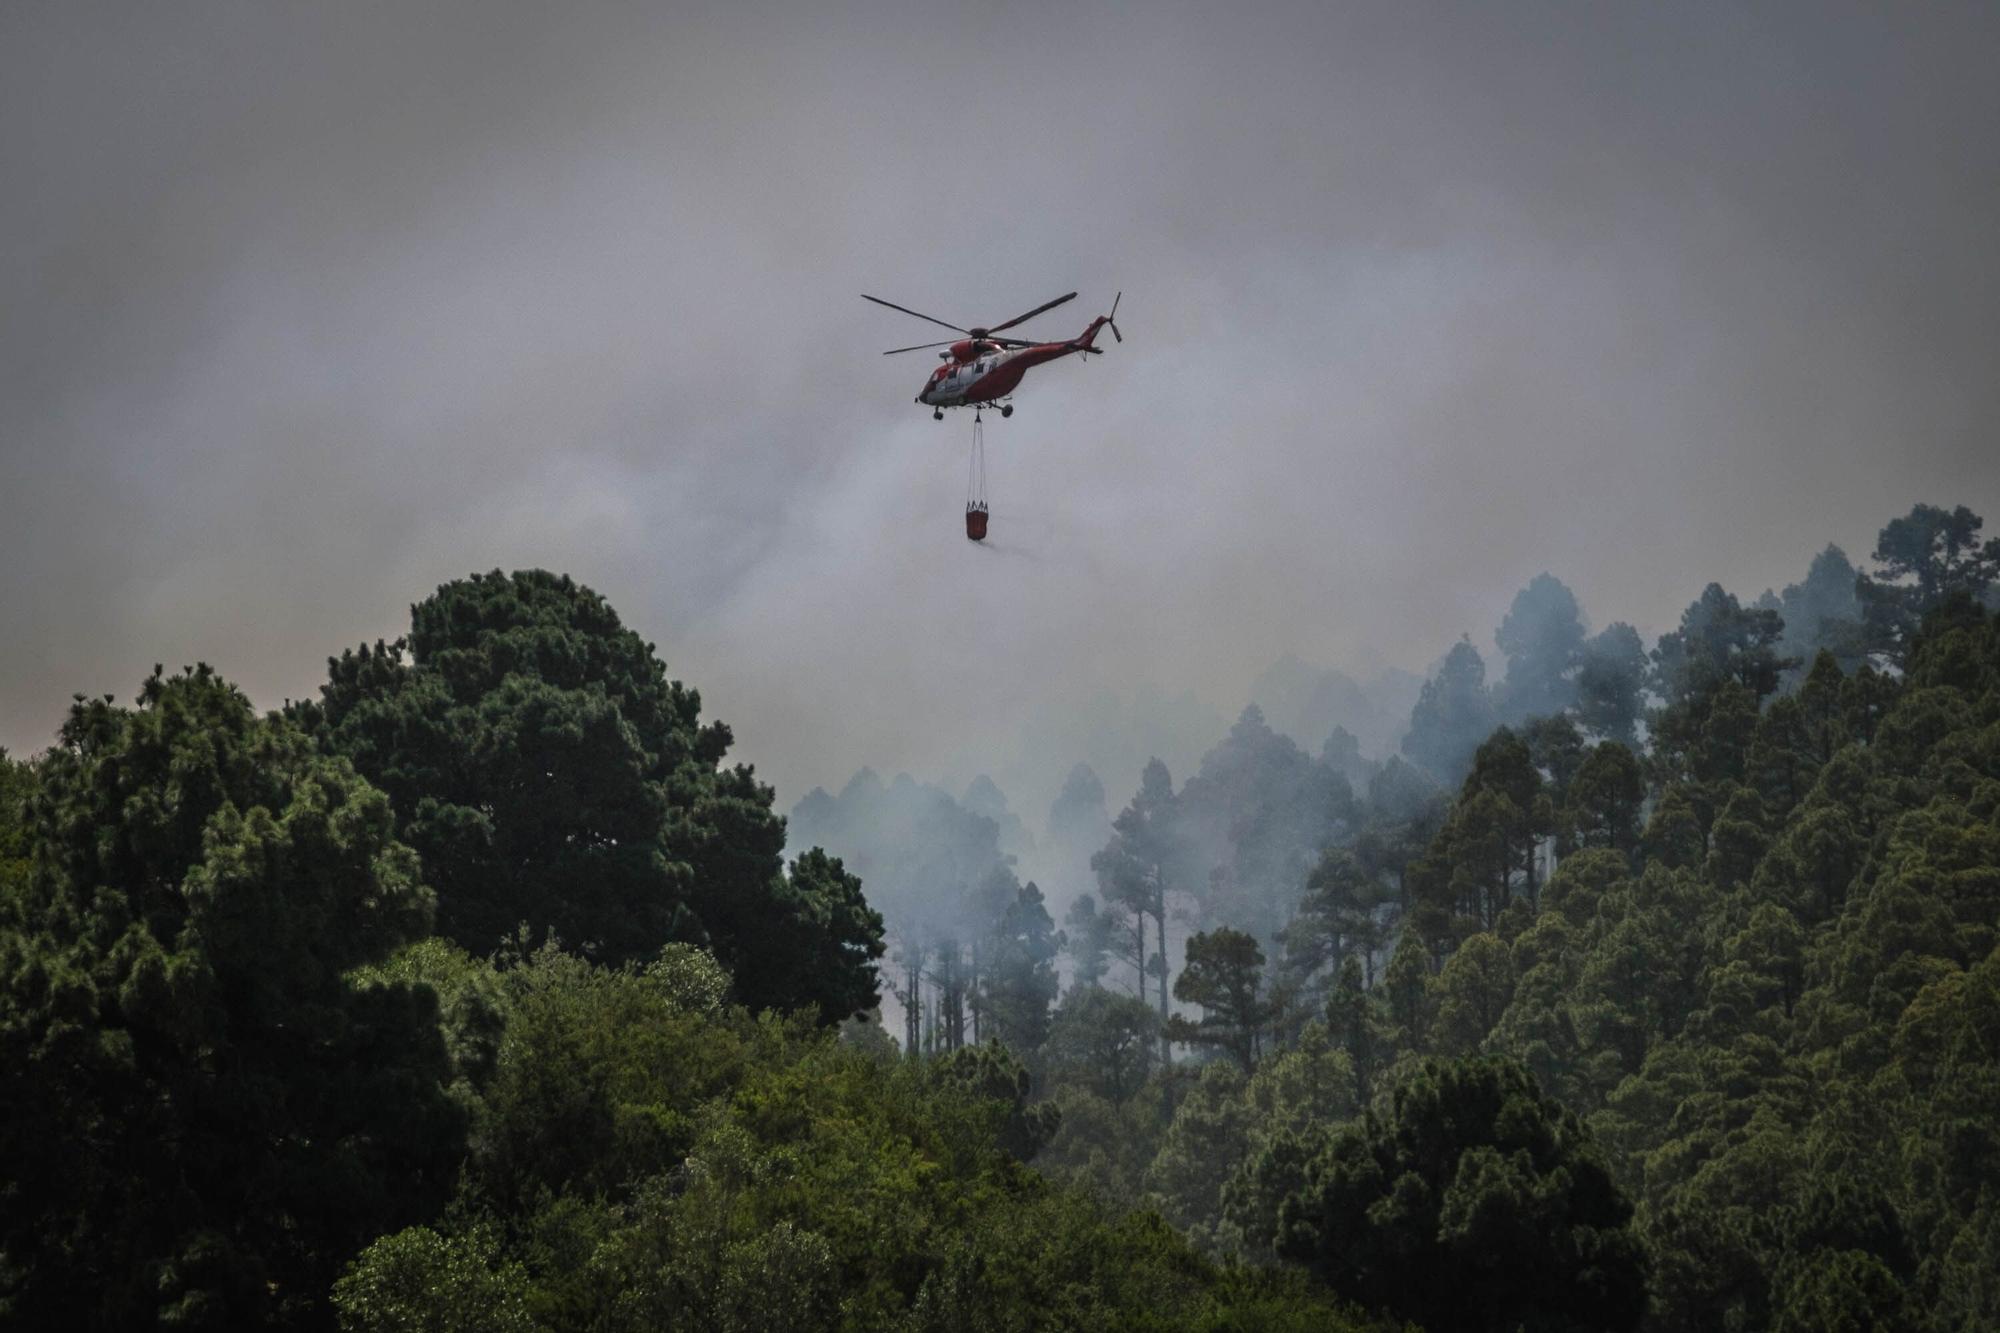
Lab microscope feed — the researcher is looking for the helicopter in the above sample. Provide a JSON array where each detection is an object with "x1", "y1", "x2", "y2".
[{"x1": 863, "y1": 290, "x2": 1122, "y2": 419}]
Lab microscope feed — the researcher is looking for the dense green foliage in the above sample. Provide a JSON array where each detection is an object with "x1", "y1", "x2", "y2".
[
  {"x1": 293, "y1": 570, "x2": 884, "y2": 1018},
  {"x1": 329, "y1": 940, "x2": 1373, "y2": 1332},
  {"x1": 7, "y1": 505, "x2": 2000, "y2": 1330},
  {"x1": 0, "y1": 576, "x2": 1372, "y2": 1331},
  {"x1": 1277, "y1": 1056, "x2": 1645, "y2": 1331},
  {"x1": 0, "y1": 669, "x2": 458, "y2": 1326},
  {"x1": 1001, "y1": 503, "x2": 2000, "y2": 1332}
]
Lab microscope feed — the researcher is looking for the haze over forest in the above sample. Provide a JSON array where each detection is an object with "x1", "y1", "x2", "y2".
[
  {"x1": 5, "y1": 1, "x2": 1997, "y2": 825},
  {"x1": 9, "y1": 5, "x2": 2000, "y2": 1331}
]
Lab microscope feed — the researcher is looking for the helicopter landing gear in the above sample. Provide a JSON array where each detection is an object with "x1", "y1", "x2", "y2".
[
  {"x1": 933, "y1": 409, "x2": 944, "y2": 421},
  {"x1": 999, "y1": 404, "x2": 1013, "y2": 419}
]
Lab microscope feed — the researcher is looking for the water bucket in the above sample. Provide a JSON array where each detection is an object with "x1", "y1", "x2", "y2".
[{"x1": 965, "y1": 504, "x2": 988, "y2": 541}]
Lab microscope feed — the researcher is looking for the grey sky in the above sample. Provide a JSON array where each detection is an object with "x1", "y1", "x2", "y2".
[{"x1": 5, "y1": 1, "x2": 1998, "y2": 818}]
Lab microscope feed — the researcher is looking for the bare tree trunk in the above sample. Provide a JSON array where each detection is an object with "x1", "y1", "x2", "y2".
[
  {"x1": 937, "y1": 945, "x2": 953, "y2": 1052},
  {"x1": 1131, "y1": 916, "x2": 1147, "y2": 997},
  {"x1": 969, "y1": 939, "x2": 981, "y2": 1045},
  {"x1": 952, "y1": 944, "x2": 965, "y2": 1050},
  {"x1": 1155, "y1": 907, "x2": 1172, "y2": 1068}
]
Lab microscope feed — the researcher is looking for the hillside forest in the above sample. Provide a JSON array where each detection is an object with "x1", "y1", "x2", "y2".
[{"x1": 4, "y1": 500, "x2": 2000, "y2": 1331}]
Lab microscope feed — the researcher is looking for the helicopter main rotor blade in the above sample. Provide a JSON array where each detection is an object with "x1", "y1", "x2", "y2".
[
  {"x1": 986, "y1": 291, "x2": 1077, "y2": 334},
  {"x1": 862, "y1": 294, "x2": 967, "y2": 334},
  {"x1": 882, "y1": 339, "x2": 958, "y2": 356}
]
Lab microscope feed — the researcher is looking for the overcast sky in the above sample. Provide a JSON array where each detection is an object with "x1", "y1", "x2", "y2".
[{"x1": 5, "y1": 1, "x2": 1998, "y2": 818}]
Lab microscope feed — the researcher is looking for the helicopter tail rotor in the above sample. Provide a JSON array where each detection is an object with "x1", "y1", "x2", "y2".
[{"x1": 1071, "y1": 293, "x2": 1123, "y2": 357}]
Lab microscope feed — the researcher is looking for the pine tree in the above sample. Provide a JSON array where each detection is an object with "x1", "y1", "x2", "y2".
[
  {"x1": 981, "y1": 881, "x2": 1062, "y2": 1052},
  {"x1": 1170, "y1": 928, "x2": 1275, "y2": 1073},
  {"x1": 1277, "y1": 1056, "x2": 1645, "y2": 1331},
  {"x1": 1093, "y1": 758, "x2": 1183, "y2": 1063},
  {"x1": 297, "y1": 570, "x2": 883, "y2": 1018},
  {"x1": 0, "y1": 668, "x2": 458, "y2": 1326}
]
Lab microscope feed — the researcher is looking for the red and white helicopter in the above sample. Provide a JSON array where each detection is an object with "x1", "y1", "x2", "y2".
[{"x1": 864, "y1": 290, "x2": 1122, "y2": 419}]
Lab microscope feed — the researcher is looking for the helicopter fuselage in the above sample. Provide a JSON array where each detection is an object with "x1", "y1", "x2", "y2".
[{"x1": 917, "y1": 317, "x2": 1112, "y2": 411}]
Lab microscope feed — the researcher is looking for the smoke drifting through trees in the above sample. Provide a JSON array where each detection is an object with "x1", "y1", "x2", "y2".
[
  {"x1": 9, "y1": 501, "x2": 2000, "y2": 1327},
  {"x1": 787, "y1": 769, "x2": 1054, "y2": 1056},
  {"x1": 1006, "y1": 499, "x2": 2000, "y2": 1326},
  {"x1": 794, "y1": 503, "x2": 2000, "y2": 1056}
]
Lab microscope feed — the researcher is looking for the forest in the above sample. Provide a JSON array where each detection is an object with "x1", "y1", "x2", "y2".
[{"x1": 4, "y1": 500, "x2": 1999, "y2": 1331}]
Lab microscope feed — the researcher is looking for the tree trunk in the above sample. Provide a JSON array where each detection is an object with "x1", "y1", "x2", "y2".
[
  {"x1": 940, "y1": 944, "x2": 963, "y2": 1051},
  {"x1": 969, "y1": 939, "x2": 981, "y2": 1045}
]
